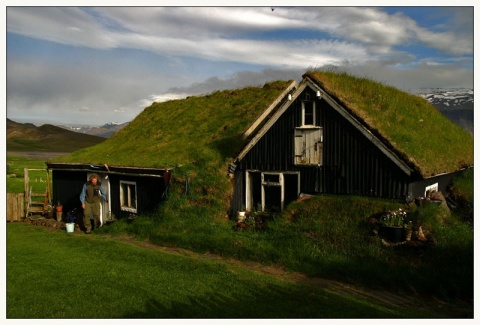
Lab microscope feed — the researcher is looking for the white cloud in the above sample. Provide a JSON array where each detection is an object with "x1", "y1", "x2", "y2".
[
  {"x1": 7, "y1": 7, "x2": 472, "y2": 67},
  {"x1": 5, "y1": 6, "x2": 473, "y2": 126}
]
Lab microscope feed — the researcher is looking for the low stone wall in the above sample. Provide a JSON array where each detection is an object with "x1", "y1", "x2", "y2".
[{"x1": 23, "y1": 216, "x2": 81, "y2": 232}]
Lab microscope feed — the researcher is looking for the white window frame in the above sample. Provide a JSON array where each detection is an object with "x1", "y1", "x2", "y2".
[
  {"x1": 120, "y1": 180, "x2": 137, "y2": 213},
  {"x1": 302, "y1": 100, "x2": 316, "y2": 126},
  {"x1": 245, "y1": 171, "x2": 300, "y2": 212}
]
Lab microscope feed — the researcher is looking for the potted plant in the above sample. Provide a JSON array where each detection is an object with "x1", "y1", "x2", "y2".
[
  {"x1": 379, "y1": 208, "x2": 407, "y2": 243},
  {"x1": 45, "y1": 204, "x2": 54, "y2": 218},
  {"x1": 55, "y1": 202, "x2": 63, "y2": 222},
  {"x1": 426, "y1": 190, "x2": 442, "y2": 206}
]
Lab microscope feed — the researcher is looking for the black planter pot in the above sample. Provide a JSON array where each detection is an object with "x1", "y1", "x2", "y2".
[
  {"x1": 380, "y1": 225, "x2": 405, "y2": 243},
  {"x1": 428, "y1": 199, "x2": 443, "y2": 206}
]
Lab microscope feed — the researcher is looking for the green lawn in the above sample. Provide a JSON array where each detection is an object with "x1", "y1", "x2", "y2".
[
  {"x1": 6, "y1": 222, "x2": 444, "y2": 319},
  {"x1": 6, "y1": 154, "x2": 473, "y2": 318}
]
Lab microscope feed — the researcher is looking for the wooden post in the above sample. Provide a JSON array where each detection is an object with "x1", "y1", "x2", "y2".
[
  {"x1": 46, "y1": 168, "x2": 51, "y2": 205},
  {"x1": 24, "y1": 168, "x2": 29, "y2": 218}
]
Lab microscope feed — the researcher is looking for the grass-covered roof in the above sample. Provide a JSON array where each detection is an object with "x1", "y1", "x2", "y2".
[
  {"x1": 50, "y1": 80, "x2": 294, "y2": 171},
  {"x1": 51, "y1": 71, "x2": 473, "y2": 180},
  {"x1": 305, "y1": 70, "x2": 473, "y2": 177}
]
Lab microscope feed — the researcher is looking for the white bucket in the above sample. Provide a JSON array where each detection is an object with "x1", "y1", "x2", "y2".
[
  {"x1": 237, "y1": 211, "x2": 246, "y2": 222},
  {"x1": 66, "y1": 223, "x2": 75, "y2": 233}
]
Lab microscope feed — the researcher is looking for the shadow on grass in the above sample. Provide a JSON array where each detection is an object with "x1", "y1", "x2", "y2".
[{"x1": 121, "y1": 280, "x2": 421, "y2": 319}]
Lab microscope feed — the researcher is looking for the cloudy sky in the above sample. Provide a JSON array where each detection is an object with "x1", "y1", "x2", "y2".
[{"x1": 4, "y1": 4, "x2": 475, "y2": 126}]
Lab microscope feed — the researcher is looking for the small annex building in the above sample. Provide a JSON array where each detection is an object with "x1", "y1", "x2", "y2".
[
  {"x1": 47, "y1": 71, "x2": 473, "y2": 221},
  {"x1": 46, "y1": 80, "x2": 297, "y2": 223}
]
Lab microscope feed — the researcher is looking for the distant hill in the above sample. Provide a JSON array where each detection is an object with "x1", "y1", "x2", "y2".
[
  {"x1": 59, "y1": 122, "x2": 129, "y2": 138},
  {"x1": 7, "y1": 118, "x2": 106, "y2": 152}
]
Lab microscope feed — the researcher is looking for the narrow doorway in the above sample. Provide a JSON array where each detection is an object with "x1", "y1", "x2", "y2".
[
  {"x1": 246, "y1": 171, "x2": 299, "y2": 213},
  {"x1": 86, "y1": 172, "x2": 110, "y2": 226}
]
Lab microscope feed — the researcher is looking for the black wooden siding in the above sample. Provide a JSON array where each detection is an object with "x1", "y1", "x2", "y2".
[
  {"x1": 51, "y1": 170, "x2": 167, "y2": 220},
  {"x1": 231, "y1": 87, "x2": 415, "y2": 213},
  {"x1": 51, "y1": 170, "x2": 86, "y2": 214},
  {"x1": 107, "y1": 174, "x2": 167, "y2": 219}
]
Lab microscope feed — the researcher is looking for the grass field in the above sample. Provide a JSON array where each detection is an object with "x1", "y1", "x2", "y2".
[
  {"x1": 5, "y1": 154, "x2": 474, "y2": 318},
  {"x1": 6, "y1": 222, "x2": 463, "y2": 318},
  {"x1": 6, "y1": 154, "x2": 52, "y2": 194}
]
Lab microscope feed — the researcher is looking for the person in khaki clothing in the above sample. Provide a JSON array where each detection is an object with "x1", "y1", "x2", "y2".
[{"x1": 79, "y1": 174, "x2": 107, "y2": 234}]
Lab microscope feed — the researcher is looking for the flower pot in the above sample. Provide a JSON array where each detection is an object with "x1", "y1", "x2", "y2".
[
  {"x1": 56, "y1": 206, "x2": 63, "y2": 212},
  {"x1": 380, "y1": 225, "x2": 405, "y2": 243},
  {"x1": 415, "y1": 197, "x2": 424, "y2": 207},
  {"x1": 237, "y1": 211, "x2": 246, "y2": 222},
  {"x1": 66, "y1": 223, "x2": 75, "y2": 233}
]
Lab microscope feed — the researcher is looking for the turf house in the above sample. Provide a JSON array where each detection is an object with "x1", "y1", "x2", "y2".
[{"x1": 46, "y1": 71, "x2": 473, "y2": 222}]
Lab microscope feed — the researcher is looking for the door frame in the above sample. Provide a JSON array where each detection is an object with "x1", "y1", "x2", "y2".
[
  {"x1": 246, "y1": 170, "x2": 300, "y2": 212},
  {"x1": 86, "y1": 172, "x2": 111, "y2": 226}
]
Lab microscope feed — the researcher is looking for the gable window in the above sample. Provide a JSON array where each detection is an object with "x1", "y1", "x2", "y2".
[
  {"x1": 302, "y1": 101, "x2": 316, "y2": 126},
  {"x1": 120, "y1": 180, "x2": 137, "y2": 213},
  {"x1": 294, "y1": 127, "x2": 323, "y2": 165}
]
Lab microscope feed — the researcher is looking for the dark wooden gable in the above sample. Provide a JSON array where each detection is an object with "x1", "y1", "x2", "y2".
[{"x1": 230, "y1": 82, "x2": 419, "y2": 214}]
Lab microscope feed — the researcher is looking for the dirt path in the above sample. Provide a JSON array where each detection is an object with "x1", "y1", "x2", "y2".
[
  {"x1": 19, "y1": 219, "x2": 473, "y2": 317},
  {"x1": 105, "y1": 233, "x2": 472, "y2": 317}
]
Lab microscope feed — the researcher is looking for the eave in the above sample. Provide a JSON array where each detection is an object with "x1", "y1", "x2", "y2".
[{"x1": 46, "y1": 162, "x2": 170, "y2": 178}]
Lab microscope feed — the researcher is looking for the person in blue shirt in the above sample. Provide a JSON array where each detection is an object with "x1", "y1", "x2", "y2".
[{"x1": 80, "y1": 174, "x2": 107, "y2": 234}]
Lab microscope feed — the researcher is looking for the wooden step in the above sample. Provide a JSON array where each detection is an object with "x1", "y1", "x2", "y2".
[
  {"x1": 28, "y1": 206, "x2": 45, "y2": 213},
  {"x1": 30, "y1": 193, "x2": 47, "y2": 197},
  {"x1": 30, "y1": 201, "x2": 45, "y2": 206}
]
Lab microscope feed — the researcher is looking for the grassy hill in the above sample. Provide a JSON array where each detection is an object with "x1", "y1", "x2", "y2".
[
  {"x1": 50, "y1": 80, "x2": 294, "y2": 213},
  {"x1": 7, "y1": 118, "x2": 106, "y2": 152},
  {"x1": 52, "y1": 81, "x2": 293, "y2": 168}
]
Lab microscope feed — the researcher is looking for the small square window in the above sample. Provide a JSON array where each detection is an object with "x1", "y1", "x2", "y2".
[
  {"x1": 302, "y1": 101, "x2": 316, "y2": 126},
  {"x1": 120, "y1": 181, "x2": 137, "y2": 213}
]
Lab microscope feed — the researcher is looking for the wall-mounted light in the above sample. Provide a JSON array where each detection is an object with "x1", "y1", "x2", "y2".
[
  {"x1": 288, "y1": 94, "x2": 292, "y2": 101},
  {"x1": 316, "y1": 90, "x2": 322, "y2": 99}
]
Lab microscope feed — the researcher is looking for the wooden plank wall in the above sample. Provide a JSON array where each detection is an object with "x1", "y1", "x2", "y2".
[{"x1": 7, "y1": 193, "x2": 25, "y2": 222}]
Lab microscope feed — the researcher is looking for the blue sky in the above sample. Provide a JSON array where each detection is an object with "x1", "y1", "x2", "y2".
[{"x1": 4, "y1": 4, "x2": 475, "y2": 126}]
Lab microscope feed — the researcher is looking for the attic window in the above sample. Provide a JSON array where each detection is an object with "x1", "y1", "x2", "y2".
[
  {"x1": 120, "y1": 180, "x2": 137, "y2": 213},
  {"x1": 302, "y1": 101, "x2": 316, "y2": 126}
]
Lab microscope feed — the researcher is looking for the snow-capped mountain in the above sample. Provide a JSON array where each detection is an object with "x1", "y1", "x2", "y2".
[
  {"x1": 416, "y1": 88, "x2": 473, "y2": 134},
  {"x1": 417, "y1": 88, "x2": 473, "y2": 110}
]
